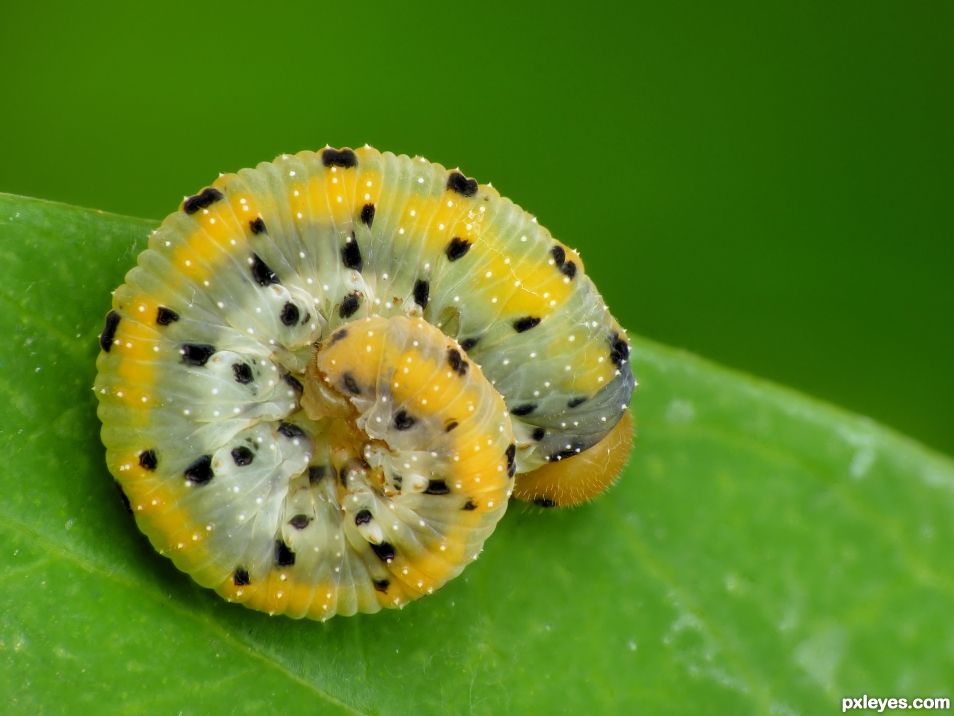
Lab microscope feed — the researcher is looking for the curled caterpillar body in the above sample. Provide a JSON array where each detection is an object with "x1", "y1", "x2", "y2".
[{"x1": 95, "y1": 146, "x2": 635, "y2": 619}]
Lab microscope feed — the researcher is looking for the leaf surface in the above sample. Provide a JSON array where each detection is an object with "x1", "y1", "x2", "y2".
[{"x1": 0, "y1": 193, "x2": 950, "y2": 714}]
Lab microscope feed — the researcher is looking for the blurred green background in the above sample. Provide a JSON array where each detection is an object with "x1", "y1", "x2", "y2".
[{"x1": 2, "y1": 1, "x2": 951, "y2": 453}]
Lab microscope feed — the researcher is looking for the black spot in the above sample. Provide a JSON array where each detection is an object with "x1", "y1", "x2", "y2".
[
  {"x1": 289, "y1": 514, "x2": 311, "y2": 530},
  {"x1": 156, "y1": 306, "x2": 180, "y2": 326},
  {"x1": 233, "y1": 362, "x2": 253, "y2": 384},
  {"x1": 533, "y1": 498, "x2": 557, "y2": 508},
  {"x1": 609, "y1": 333, "x2": 630, "y2": 367},
  {"x1": 360, "y1": 203, "x2": 375, "y2": 227},
  {"x1": 531, "y1": 427, "x2": 546, "y2": 441},
  {"x1": 547, "y1": 443, "x2": 584, "y2": 462},
  {"x1": 249, "y1": 217, "x2": 267, "y2": 235},
  {"x1": 181, "y1": 343, "x2": 216, "y2": 367},
  {"x1": 308, "y1": 465, "x2": 327, "y2": 484},
  {"x1": 447, "y1": 348, "x2": 468, "y2": 376},
  {"x1": 371, "y1": 541, "x2": 396, "y2": 562},
  {"x1": 339, "y1": 292, "x2": 361, "y2": 318},
  {"x1": 373, "y1": 578, "x2": 390, "y2": 593},
  {"x1": 462, "y1": 500, "x2": 478, "y2": 511},
  {"x1": 459, "y1": 337, "x2": 479, "y2": 352},
  {"x1": 275, "y1": 540, "x2": 296, "y2": 567},
  {"x1": 250, "y1": 253, "x2": 280, "y2": 286},
  {"x1": 445, "y1": 237, "x2": 472, "y2": 261},
  {"x1": 341, "y1": 235, "x2": 363, "y2": 271},
  {"x1": 233, "y1": 568, "x2": 251, "y2": 586},
  {"x1": 447, "y1": 171, "x2": 478, "y2": 197},
  {"x1": 550, "y1": 245, "x2": 566, "y2": 267},
  {"x1": 424, "y1": 479, "x2": 450, "y2": 495},
  {"x1": 342, "y1": 372, "x2": 361, "y2": 395},
  {"x1": 182, "y1": 187, "x2": 223, "y2": 215},
  {"x1": 567, "y1": 396, "x2": 587, "y2": 408},
  {"x1": 280, "y1": 302, "x2": 300, "y2": 326},
  {"x1": 278, "y1": 422, "x2": 306, "y2": 439},
  {"x1": 513, "y1": 316, "x2": 542, "y2": 333},
  {"x1": 283, "y1": 373, "x2": 303, "y2": 393},
  {"x1": 322, "y1": 148, "x2": 358, "y2": 168},
  {"x1": 330, "y1": 327, "x2": 348, "y2": 344},
  {"x1": 138, "y1": 449, "x2": 158, "y2": 471},
  {"x1": 511, "y1": 403, "x2": 537, "y2": 417},
  {"x1": 231, "y1": 446, "x2": 254, "y2": 466},
  {"x1": 413, "y1": 279, "x2": 430, "y2": 309},
  {"x1": 561, "y1": 261, "x2": 577, "y2": 279},
  {"x1": 505, "y1": 443, "x2": 517, "y2": 477},
  {"x1": 444, "y1": 420, "x2": 459, "y2": 433},
  {"x1": 354, "y1": 509, "x2": 372, "y2": 526},
  {"x1": 393, "y1": 410, "x2": 416, "y2": 431},
  {"x1": 184, "y1": 455, "x2": 214, "y2": 485},
  {"x1": 100, "y1": 311, "x2": 120, "y2": 352},
  {"x1": 114, "y1": 481, "x2": 132, "y2": 514}
]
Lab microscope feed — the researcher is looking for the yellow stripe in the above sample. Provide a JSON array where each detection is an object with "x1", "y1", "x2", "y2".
[
  {"x1": 170, "y1": 190, "x2": 262, "y2": 282},
  {"x1": 107, "y1": 301, "x2": 159, "y2": 420}
]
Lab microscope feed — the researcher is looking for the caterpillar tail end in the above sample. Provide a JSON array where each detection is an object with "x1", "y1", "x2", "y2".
[{"x1": 513, "y1": 410, "x2": 634, "y2": 508}]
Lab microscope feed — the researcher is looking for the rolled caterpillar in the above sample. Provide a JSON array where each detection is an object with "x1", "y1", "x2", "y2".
[{"x1": 95, "y1": 146, "x2": 635, "y2": 619}]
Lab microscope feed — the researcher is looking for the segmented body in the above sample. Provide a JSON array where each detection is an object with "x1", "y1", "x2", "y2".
[{"x1": 95, "y1": 146, "x2": 634, "y2": 619}]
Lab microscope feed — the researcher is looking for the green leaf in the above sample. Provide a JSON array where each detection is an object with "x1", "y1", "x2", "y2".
[{"x1": 1, "y1": 192, "x2": 951, "y2": 715}]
